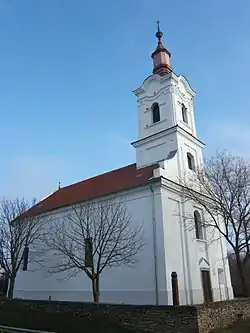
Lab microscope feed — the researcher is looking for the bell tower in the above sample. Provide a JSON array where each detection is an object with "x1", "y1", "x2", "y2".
[{"x1": 131, "y1": 23, "x2": 205, "y2": 181}]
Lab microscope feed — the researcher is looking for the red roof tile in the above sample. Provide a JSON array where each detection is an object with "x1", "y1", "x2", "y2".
[{"x1": 27, "y1": 163, "x2": 158, "y2": 216}]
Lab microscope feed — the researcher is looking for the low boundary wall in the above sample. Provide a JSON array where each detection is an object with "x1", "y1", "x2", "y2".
[{"x1": 0, "y1": 298, "x2": 249, "y2": 332}]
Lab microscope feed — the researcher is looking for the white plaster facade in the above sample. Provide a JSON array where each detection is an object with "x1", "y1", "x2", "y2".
[{"x1": 14, "y1": 47, "x2": 234, "y2": 306}]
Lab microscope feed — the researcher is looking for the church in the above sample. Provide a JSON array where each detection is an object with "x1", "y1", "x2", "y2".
[{"x1": 14, "y1": 24, "x2": 234, "y2": 305}]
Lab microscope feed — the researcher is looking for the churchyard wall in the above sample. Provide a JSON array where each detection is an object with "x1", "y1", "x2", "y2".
[{"x1": 0, "y1": 298, "x2": 250, "y2": 333}]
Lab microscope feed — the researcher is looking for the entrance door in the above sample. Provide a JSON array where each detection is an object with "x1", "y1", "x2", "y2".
[{"x1": 201, "y1": 270, "x2": 213, "y2": 302}]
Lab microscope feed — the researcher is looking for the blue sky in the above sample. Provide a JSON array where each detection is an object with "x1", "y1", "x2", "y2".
[{"x1": 0, "y1": 0, "x2": 250, "y2": 200}]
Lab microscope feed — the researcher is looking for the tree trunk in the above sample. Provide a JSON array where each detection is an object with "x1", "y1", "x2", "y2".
[
  {"x1": 92, "y1": 275, "x2": 100, "y2": 303},
  {"x1": 7, "y1": 276, "x2": 15, "y2": 299},
  {"x1": 236, "y1": 255, "x2": 248, "y2": 297}
]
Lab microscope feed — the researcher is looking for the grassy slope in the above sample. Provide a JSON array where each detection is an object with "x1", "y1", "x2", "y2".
[{"x1": 0, "y1": 306, "x2": 138, "y2": 333}]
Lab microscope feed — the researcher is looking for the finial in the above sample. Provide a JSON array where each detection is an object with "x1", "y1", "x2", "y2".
[
  {"x1": 58, "y1": 181, "x2": 61, "y2": 190},
  {"x1": 155, "y1": 21, "x2": 163, "y2": 42},
  {"x1": 151, "y1": 21, "x2": 172, "y2": 76}
]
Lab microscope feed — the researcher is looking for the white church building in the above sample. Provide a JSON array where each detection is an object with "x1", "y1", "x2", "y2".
[{"x1": 14, "y1": 24, "x2": 234, "y2": 305}]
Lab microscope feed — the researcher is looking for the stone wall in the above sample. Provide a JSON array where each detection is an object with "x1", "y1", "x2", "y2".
[
  {"x1": 0, "y1": 299, "x2": 198, "y2": 333},
  {"x1": 0, "y1": 298, "x2": 250, "y2": 333},
  {"x1": 197, "y1": 298, "x2": 250, "y2": 333}
]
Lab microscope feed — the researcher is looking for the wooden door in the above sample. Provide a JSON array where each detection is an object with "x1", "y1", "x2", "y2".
[{"x1": 201, "y1": 270, "x2": 213, "y2": 302}]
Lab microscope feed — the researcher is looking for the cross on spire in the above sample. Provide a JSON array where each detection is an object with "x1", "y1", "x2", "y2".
[
  {"x1": 155, "y1": 21, "x2": 163, "y2": 42},
  {"x1": 151, "y1": 21, "x2": 172, "y2": 76}
]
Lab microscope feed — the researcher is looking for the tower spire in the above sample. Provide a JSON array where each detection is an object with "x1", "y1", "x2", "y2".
[
  {"x1": 156, "y1": 21, "x2": 163, "y2": 41},
  {"x1": 151, "y1": 21, "x2": 172, "y2": 76}
]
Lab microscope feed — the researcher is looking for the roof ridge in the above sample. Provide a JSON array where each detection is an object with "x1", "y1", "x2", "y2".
[
  {"x1": 25, "y1": 162, "x2": 158, "y2": 217},
  {"x1": 60, "y1": 163, "x2": 136, "y2": 191}
]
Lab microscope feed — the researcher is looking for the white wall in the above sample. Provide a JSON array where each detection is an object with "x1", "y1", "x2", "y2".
[
  {"x1": 14, "y1": 184, "x2": 169, "y2": 305},
  {"x1": 171, "y1": 75, "x2": 197, "y2": 137},
  {"x1": 177, "y1": 132, "x2": 204, "y2": 175},
  {"x1": 160, "y1": 188, "x2": 189, "y2": 305},
  {"x1": 160, "y1": 179, "x2": 234, "y2": 305},
  {"x1": 14, "y1": 178, "x2": 234, "y2": 305},
  {"x1": 134, "y1": 129, "x2": 178, "y2": 170},
  {"x1": 132, "y1": 72, "x2": 200, "y2": 171},
  {"x1": 134, "y1": 73, "x2": 196, "y2": 141}
]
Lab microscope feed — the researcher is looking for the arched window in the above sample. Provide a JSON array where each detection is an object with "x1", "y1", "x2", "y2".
[
  {"x1": 182, "y1": 104, "x2": 188, "y2": 123},
  {"x1": 187, "y1": 152, "x2": 195, "y2": 171},
  {"x1": 152, "y1": 103, "x2": 160, "y2": 123},
  {"x1": 194, "y1": 210, "x2": 203, "y2": 239}
]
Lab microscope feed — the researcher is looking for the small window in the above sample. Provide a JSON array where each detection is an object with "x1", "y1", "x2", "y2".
[
  {"x1": 182, "y1": 104, "x2": 188, "y2": 123},
  {"x1": 194, "y1": 210, "x2": 203, "y2": 239},
  {"x1": 22, "y1": 246, "x2": 29, "y2": 271},
  {"x1": 218, "y1": 268, "x2": 225, "y2": 284},
  {"x1": 187, "y1": 152, "x2": 195, "y2": 171},
  {"x1": 152, "y1": 103, "x2": 160, "y2": 123},
  {"x1": 85, "y1": 238, "x2": 93, "y2": 268}
]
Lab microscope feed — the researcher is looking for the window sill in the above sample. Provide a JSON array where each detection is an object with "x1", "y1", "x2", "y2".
[
  {"x1": 196, "y1": 238, "x2": 207, "y2": 243},
  {"x1": 181, "y1": 119, "x2": 189, "y2": 126},
  {"x1": 181, "y1": 118, "x2": 189, "y2": 124},
  {"x1": 145, "y1": 118, "x2": 167, "y2": 129},
  {"x1": 188, "y1": 168, "x2": 196, "y2": 173}
]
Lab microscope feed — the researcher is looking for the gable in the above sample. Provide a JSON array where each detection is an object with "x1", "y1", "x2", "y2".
[{"x1": 199, "y1": 257, "x2": 210, "y2": 269}]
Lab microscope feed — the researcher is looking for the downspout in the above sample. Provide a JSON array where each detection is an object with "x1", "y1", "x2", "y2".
[
  {"x1": 149, "y1": 182, "x2": 159, "y2": 305},
  {"x1": 178, "y1": 201, "x2": 189, "y2": 304},
  {"x1": 176, "y1": 147, "x2": 193, "y2": 304},
  {"x1": 219, "y1": 234, "x2": 229, "y2": 300},
  {"x1": 181, "y1": 199, "x2": 194, "y2": 304}
]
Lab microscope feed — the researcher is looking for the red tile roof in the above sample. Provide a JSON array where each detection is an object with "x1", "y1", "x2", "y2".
[{"x1": 27, "y1": 163, "x2": 158, "y2": 216}]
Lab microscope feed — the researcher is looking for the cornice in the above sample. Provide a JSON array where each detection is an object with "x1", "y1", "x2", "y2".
[
  {"x1": 133, "y1": 72, "x2": 174, "y2": 96},
  {"x1": 177, "y1": 126, "x2": 205, "y2": 148},
  {"x1": 133, "y1": 72, "x2": 196, "y2": 100},
  {"x1": 131, "y1": 125, "x2": 205, "y2": 148},
  {"x1": 139, "y1": 86, "x2": 168, "y2": 102},
  {"x1": 131, "y1": 125, "x2": 178, "y2": 147},
  {"x1": 160, "y1": 175, "x2": 215, "y2": 207},
  {"x1": 174, "y1": 86, "x2": 192, "y2": 103},
  {"x1": 179, "y1": 75, "x2": 196, "y2": 97},
  {"x1": 161, "y1": 176, "x2": 183, "y2": 196}
]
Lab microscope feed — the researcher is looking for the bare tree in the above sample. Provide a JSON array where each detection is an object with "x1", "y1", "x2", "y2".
[
  {"x1": 45, "y1": 198, "x2": 144, "y2": 303},
  {"x1": 180, "y1": 151, "x2": 250, "y2": 296},
  {"x1": 0, "y1": 197, "x2": 45, "y2": 298},
  {"x1": 229, "y1": 254, "x2": 250, "y2": 297}
]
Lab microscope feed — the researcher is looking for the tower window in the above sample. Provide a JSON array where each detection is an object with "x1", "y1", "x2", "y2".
[
  {"x1": 182, "y1": 104, "x2": 188, "y2": 123},
  {"x1": 187, "y1": 152, "x2": 195, "y2": 171},
  {"x1": 152, "y1": 103, "x2": 160, "y2": 123},
  {"x1": 194, "y1": 210, "x2": 203, "y2": 239}
]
